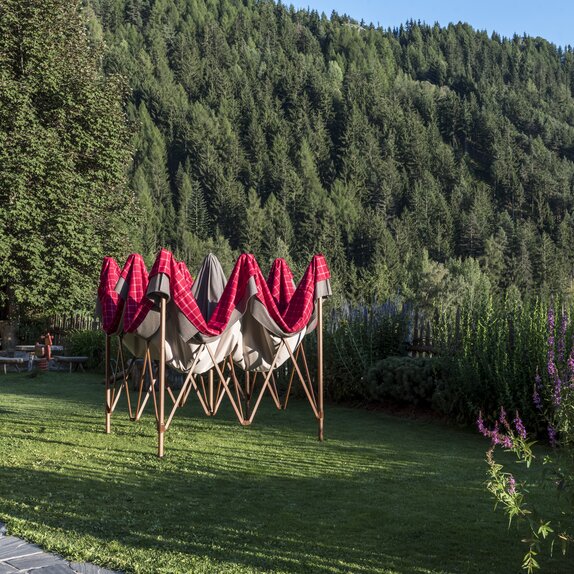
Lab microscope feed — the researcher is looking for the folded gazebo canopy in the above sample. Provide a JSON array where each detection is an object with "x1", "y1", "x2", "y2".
[{"x1": 97, "y1": 249, "x2": 331, "y2": 457}]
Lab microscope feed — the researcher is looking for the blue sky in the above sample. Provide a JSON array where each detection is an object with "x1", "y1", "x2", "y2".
[{"x1": 285, "y1": 1, "x2": 573, "y2": 48}]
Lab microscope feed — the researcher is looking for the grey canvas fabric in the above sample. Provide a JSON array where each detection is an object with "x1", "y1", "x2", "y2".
[
  {"x1": 191, "y1": 253, "x2": 227, "y2": 322},
  {"x1": 143, "y1": 254, "x2": 245, "y2": 373},
  {"x1": 107, "y1": 254, "x2": 330, "y2": 375},
  {"x1": 238, "y1": 277, "x2": 331, "y2": 371},
  {"x1": 146, "y1": 273, "x2": 171, "y2": 302}
]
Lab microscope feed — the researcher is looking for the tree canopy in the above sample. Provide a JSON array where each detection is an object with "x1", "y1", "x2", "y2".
[
  {"x1": 86, "y1": 0, "x2": 574, "y2": 304},
  {"x1": 0, "y1": 0, "x2": 135, "y2": 318},
  {"x1": 5, "y1": 0, "x2": 574, "y2": 320}
]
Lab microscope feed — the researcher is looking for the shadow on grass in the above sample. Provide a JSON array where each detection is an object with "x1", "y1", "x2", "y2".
[
  {"x1": 1, "y1": 377, "x2": 569, "y2": 574},
  {"x1": 0, "y1": 463, "x2": 400, "y2": 574}
]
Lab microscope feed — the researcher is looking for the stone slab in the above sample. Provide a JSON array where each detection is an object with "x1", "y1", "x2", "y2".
[
  {"x1": 0, "y1": 538, "x2": 42, "y2": 561},
  {"x1": 34, "y1": 564, "x2": 77, "y2": 574},
  {"x1": 5, "y1": 552, "x2": 61, "y2": 570},
  {"x1": 0, "y1": 527, "x2": 120, "y2": 574},
  {"x1": 70, "y1": 563, "x2": 119, "y2": 574}
]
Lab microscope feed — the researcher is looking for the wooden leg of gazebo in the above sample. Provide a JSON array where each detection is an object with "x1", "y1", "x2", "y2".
[
  {"x1": 105, "y1": 335, "x2": 111, "y2": 434},
  {"x1": 317, "y1": 297, "x2": 324, "y2": 441},
  {"x1": 245, "y1": 371, "x2": 251, "y2": 419},
  {"x1": 158, "y1": 297, "x2": 166, "y2": 458},
  {"x1": 208, "y1": 369, "x2": 214, "y2": 414}
]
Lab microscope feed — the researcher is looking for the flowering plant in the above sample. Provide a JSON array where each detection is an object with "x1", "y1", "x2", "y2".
[{"x1": 478, "y1": 305, "x2": 574, "y2": 572}]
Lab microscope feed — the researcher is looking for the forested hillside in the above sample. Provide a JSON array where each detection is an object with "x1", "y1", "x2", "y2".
[{"x1": 88, "y1": 0, "x2": 574, "y2": 305}]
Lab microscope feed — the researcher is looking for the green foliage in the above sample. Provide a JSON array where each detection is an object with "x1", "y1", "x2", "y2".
[
  {"x1": 480, "y1": 409, "x2": 573, "y2": 573},
  {"x1": 323, "y1": 293, "x2": 551, "y2": 426},
  {"x1": 86, "y1": 0, "x2": 574, "y2": 303},
  {"x1": 5, "y1": 0, "x2": 574, "y2": 322},
  {"x1": 324, "y1": 300, "x2": 410, "y2": 401},
  {"x1": 367, "y1": 356, "x2": 447, "y2": 408},
  {"x1": 442, "y1": 296, "x2": 548, "y2": 425},
  {"x1": 0, "y1": 0, "x2": 135, "y2": 318},
  {"x1": 65, "y1": 329, "x2": 117, "y2": 370},
  {"x1": 479, "y1": 304, "x2": 574, "y2": 572}
]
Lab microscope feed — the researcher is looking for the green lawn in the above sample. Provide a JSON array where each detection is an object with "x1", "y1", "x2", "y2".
[{"x1": 0, "y1": 372, "x2": 568, "y2": 574}]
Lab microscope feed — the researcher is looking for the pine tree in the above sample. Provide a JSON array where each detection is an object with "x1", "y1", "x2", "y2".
[
  {"x1": 175, "y1": 163, "x2": 209, "y2": 241},
  {"x1": 0, "y1": 0, "x2": 134, "y2": 323}
]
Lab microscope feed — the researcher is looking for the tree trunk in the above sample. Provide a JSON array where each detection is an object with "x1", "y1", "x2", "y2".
[
  {"x1": 0, "y1": 288, "x2": 18, "y2": 351},
  {"x1": 0, "y1": 321, "x2": 16, "y2": 351}
]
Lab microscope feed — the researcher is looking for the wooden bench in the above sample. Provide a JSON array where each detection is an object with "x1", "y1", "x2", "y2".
[
  {"x1": 0, "y1": 357, "x2": 25, "y2": 374},
  {"x1": 54, "y1": 356, "x2": 89, "y2": 373}
]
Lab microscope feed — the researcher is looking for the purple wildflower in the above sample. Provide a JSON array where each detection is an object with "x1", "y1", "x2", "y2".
[
  {"x1": 548, "y1": 306, "x2": 556, "y2": 377},
  {"x1": 478, "y1": 411, "x2": 515, "y2": 448},
  {"x1": 553, "y1": 376, "x2": 562, "y2": 406},
  {"x1": 491, "y1": 421, "x2": 501, "y2": 445},
  {"x1": 533, "y1": 373, "x2": 543, "y2": 411},
  {"x1": 548, "y1": 305, "x2": 555, "y2": 333},
  {"x1": 513, "y1": 412, "x2": 527, "y2": 439},
  {"x1": 501, "y1": 435, "x2": 513, "y2": 449},
  {"x1": 548, "y1": 361, "x2": 557, "y2": 377},
  {"x1": 568, "y1": 350, "x2": 574, "y2": 382},
  {"x1": 477, "y1": 412, "x2": 487, "y2": 436},
  {"x1": 548, "y1": 424, "x2": 557, "y2": 447},
  {"x1": 507, "y1": 475, "x2": 517, "y2": 495},
  {"x1": 558, "y1": 310, "x2": 567, "y2": 363}
]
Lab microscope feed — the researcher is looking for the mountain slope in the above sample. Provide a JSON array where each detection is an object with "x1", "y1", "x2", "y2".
[{"x1": 88, "y1": 0, "x2": 574, "y2": 301}]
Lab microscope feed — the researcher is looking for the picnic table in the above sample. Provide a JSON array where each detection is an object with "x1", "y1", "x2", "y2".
[
  {"x1": 15, "y1": 345, "x2": 64, "y2": 371},
  {"x1": 53, "y1": 356, "x2": 89, "y2": 373},
  {"x1": 0, "y1": 357, "x2": 25, "y2": 374}
]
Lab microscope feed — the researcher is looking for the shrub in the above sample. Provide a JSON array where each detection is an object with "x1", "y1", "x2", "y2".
[
  {"x1": 437, "y1": 295, "x2": 548, "y2": 426},
  {"x1": 65, "y1": 329, "x2": 108, "y2": 370},
  {"x1": 324, "y1": 299, "x2": 410, "y2": 401},
  {"x1": 367, "y1": 356, "x2": 447, "y2": 409}
]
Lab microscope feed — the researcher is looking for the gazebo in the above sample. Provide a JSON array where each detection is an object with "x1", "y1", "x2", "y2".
[{"x1": 97, "y1": 249, "x2": 331, "y2": 457}]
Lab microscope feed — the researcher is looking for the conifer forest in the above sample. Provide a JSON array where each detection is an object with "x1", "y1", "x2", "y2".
[
  {"x1": 3, "y1": 0, "x2": 574, "y2": 315},
  {"x1": 91, "y1": 0, "x2": 574, "y2": 305}
]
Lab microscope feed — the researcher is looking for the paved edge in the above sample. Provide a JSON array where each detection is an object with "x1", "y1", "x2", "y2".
[{"x1": 0, "y1": 522, "x2": 121, "y2": 574}]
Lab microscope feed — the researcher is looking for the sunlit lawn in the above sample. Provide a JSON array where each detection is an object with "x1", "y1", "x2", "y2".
[{"x1": 0, "y1": 372, "x2": 568, "y2": 574}]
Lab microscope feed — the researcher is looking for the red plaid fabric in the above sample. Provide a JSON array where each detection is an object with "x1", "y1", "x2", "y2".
[
  {"x1": 97, "y1": 257, "x2": 123, "y2": 335},
  {"x1": 148, "y1": 250, "x2": 259, "y2": 336},
  {"x1": 115, "y1": 249, "x2": 331, "y2": 337},
  {"x1": 147, "y1": 249, "x2": 208, "y2": 331},
  {"x1": 177, "y1": 259, "x2": 194, "y2": 290},
  {"x1": 118, "y1": 254, "x2": 153, "y2": 333},
  {"x1": 252, "y1": 254, "x2": 330, "y2": 333},
  {"x1": 207, "y1": 253, "x2": 260, "y2": 333},
  {"x1": 267, "y1": 258, "x2": 296, "y2": 314}
]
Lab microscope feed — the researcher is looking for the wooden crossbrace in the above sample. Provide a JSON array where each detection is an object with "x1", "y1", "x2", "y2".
[
  {"x1": 205, "y1": 345, "x2": 244, "y2": 423},
  {"x1": 283, "y1": 339, "x2": 319, "y2": 419},
  {"x1": 245, "y1": 341, "x2": 284, "y2": 425},
  {"x1": 165, "y1": 351, "x2": 203, "y2": 430}
]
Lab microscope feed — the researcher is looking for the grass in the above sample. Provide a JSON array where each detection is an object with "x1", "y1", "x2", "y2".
[{"x1": 0, "y1": 372, "x2": 569, "y2": 574}]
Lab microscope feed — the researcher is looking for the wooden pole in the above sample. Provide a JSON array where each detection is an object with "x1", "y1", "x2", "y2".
[
  {"x1": 317, "y1": 297, "x2": 324, "y2": 441},
  {"x1": 105, "y1": 335, "x2": 111, "y2": 434},
  {"x1": 158, "y1": 297, "x2": 166, "y2": 458},
  {"x1": 245, "y1": 371, "x2": 251, "y2": 419},
  {"x1": 209, "y1": 369, "x2": 214, "y2": 414}
]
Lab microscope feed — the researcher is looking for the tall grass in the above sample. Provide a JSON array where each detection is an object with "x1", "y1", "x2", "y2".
[
  {"x1": 442, "y1": 296, "x2": 549, "y2": 426},
  {"x1": 323, "y1": 299, "x2": 411, "y2": 401},
  {"x1": 323, "y1": 296, "x2": 555, "y2": 426}
]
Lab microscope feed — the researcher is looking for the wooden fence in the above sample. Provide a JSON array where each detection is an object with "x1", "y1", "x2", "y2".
[
  {"x1": 13, "y1": 314, "x2": 101, "y2": 347},
  {"x1": 49, "y1": 314, "x2": 101, "y2": 345},
  {"x1": 405, "y1": 308, "x2": 462, "y2": 357}
]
